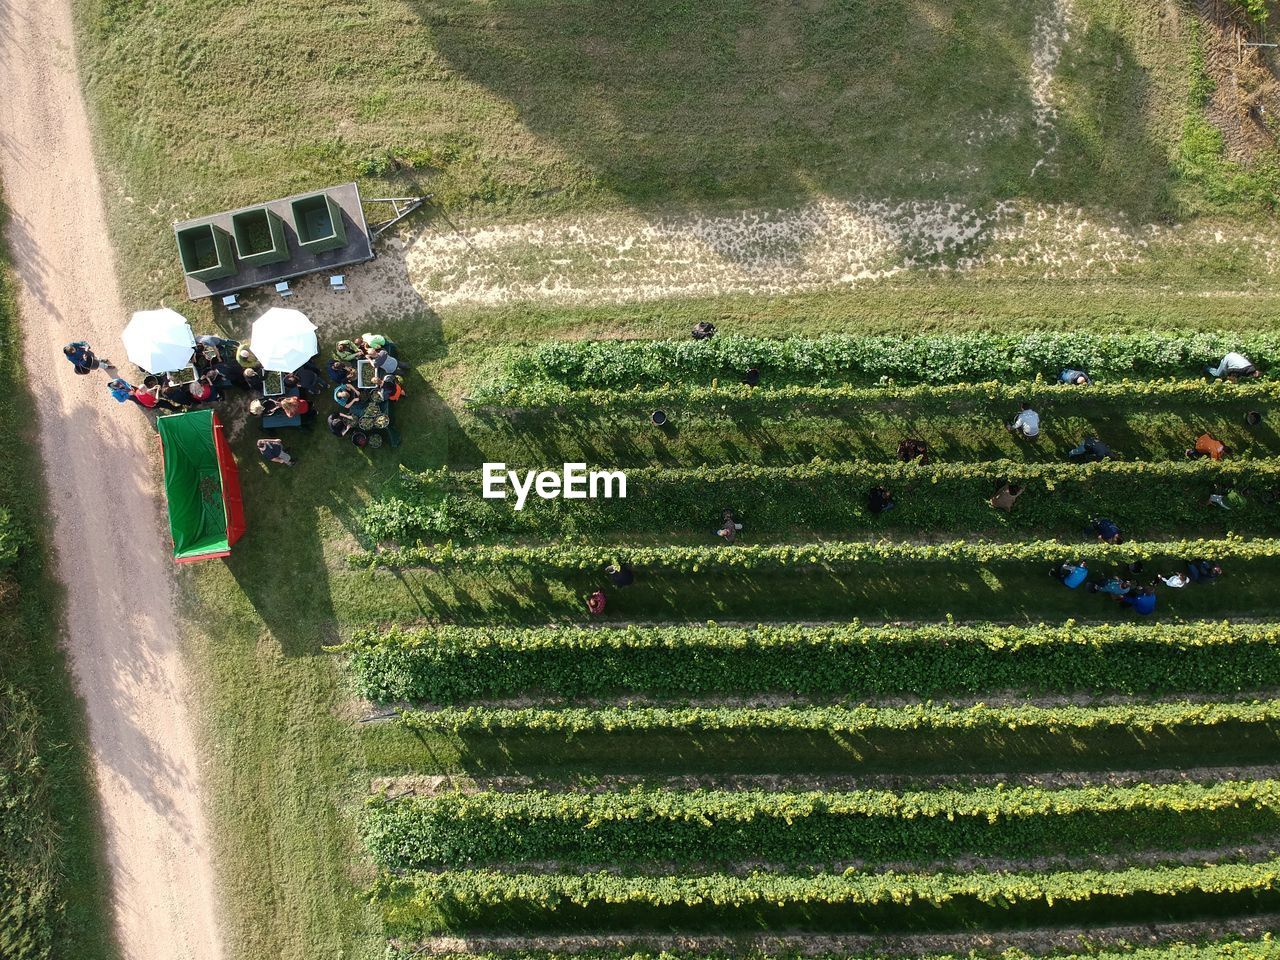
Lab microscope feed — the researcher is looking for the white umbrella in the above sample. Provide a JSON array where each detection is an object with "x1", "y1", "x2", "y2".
[
  {"x1": 122, "y1": 308, "x2": 196, "y2": 373},
  {"x1": 250, "y1": 307, "x2": 318, "y2": 372}
]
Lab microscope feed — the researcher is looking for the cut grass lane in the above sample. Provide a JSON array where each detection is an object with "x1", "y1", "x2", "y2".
[
  {"x1": 332, "y1": 558, "x2": 1280, "y2": 627},
  {"x1": 450, "y1": 407, "x2": 1280, "y2": 469},
  {"x1": 359, "y1": 716, "x2": 1280, "y2": 779}
]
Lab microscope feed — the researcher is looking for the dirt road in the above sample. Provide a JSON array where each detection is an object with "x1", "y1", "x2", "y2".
[{"x1": 0, "y1": 1, "x2": 223, "y2": 958}]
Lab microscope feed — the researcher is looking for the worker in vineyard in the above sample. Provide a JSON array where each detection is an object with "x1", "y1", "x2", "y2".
[
  {"x1": 1068, "y1": 436, "x2": 1113, "y2": 462},
  {"x1": 867, "y1": 485, "x2": 896, "y2": 514},
  {"x1": 1059, "y1": 368, "x2": 1092, "y2": 386},
  {"x1": 1205, "y1": 351, "x2": 1260, "y2": 381},
  {"x1": 607, "y1": 563, "x2": 635, "y2": 587},
  {"x1": 1050, "y1": 560, "x2": 1089, "y2": 588},
  {"x1": 1186, "y1": 559, "x2": 1223, "y2": 583},
  {"x1": 1156, "y1": 570, "x2": 1191, "y2": 588},
  {"x1": 1089, "y1": 517, "x2": 1124, "y2": 545},
  {"x1": 1088, "y1": 574, "x2": 1130, "y2": 597},
  {"x1": 989, "y1": 482, "x2": 1023, "y2": 512},
  {"x1": 1186, "y1": 433, "x2": 1230, "y2": 461},
  {"x1": 586, "y1": 590, "x2": 607, "y2": 615},
  {"x1": 1005, "y1": 402, "x2": 1040, "y2": 440},
  {"x1": 1121, "y1": 586, "x2": 1157, "y2": 615},
  {"x1": 716, "y1": 509, "x2": 743, "y2": 543},
  {"x1": 896, "y1": 438, "x2": 931, "y2": 464}
]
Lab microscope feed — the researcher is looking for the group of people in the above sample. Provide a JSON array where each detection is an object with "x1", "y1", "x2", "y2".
[
  {"x1": 1052, "y1": 557, "x2": 1224, "y2": 615},
  {"x1": 64, "y1": 328, "x2": 408, "y2": 468},
  {"x1": 256, "y1": 333, "x2": 407, "y2": 466},
  {"x1": 67, "y1": 334, "x2": 256, "y2": 412}
]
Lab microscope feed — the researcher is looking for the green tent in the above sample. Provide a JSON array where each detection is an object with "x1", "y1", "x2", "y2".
[{"x1": 156, "y1": 410, "x2": 246, "y2": 562}]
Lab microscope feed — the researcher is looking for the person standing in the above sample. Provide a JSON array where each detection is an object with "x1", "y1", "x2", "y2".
[
  {"x1": 63, "y1": 340, "x2": 110, "y2": 375},
  {"x1": 257, "y1": 438, "x2": 295, "y2": 467},
  {"x1": 1006, "y1": 402, "x2": 1040, "y2": 439}
]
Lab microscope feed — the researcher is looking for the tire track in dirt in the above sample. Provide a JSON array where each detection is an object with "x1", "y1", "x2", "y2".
[{"x1": 0, "y1": 1, "x2": 223, "y2": 958}]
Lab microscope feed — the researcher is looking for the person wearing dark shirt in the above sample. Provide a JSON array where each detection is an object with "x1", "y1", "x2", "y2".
[
  {"x1": 289, "y1": 363, "x2": 324, "y2": 395},
  {"x1": 868, "y1": 486, "x2": 896, "y2": 514},
  {"x1": 1186, "y1": 559, "x2": 1222, "y2": 582},
  {"x1": 327, "y1": 360, "x2": 355, "y2": 384},
  {"x1": 607, "y1": 563, "x2": 635, "y2": 587},
  {"x1": 257, "y1": 438, "x2": 295, "y2": 466},
  {"x1": 328, "y1": 412, "x2": 356, "y2": 437},
  {"x1": 896, "y1": 439, "x2": 931, "y2": 464},
  {"x1": 1090, "y1": 518, "x2": 1123, "y2": 544},
  {"x1": 63, "y1": 340, "x2": 108, "y2": 374},
  {"x1": 1068, "y1": 436, "x2": 1112, "y2": 461}
]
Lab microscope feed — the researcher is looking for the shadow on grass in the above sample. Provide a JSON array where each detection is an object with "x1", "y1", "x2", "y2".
[
  {"x1": 410, "y1": 888, "x2": 1280, "y2": 935},
  {"x1": 362, "y1": 720, "x2": 1280, "y2": 778}
]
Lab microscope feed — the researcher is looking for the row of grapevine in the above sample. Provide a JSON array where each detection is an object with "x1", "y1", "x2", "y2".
[
  {"x1": 371, "y1": 857, "x2": 1280, "y2": 934},
  {"x1": 469, "y1": 375, "x2": 1280, "y2": 414},
  {"x1": 396, "y1": 699, "x2": 1280, "y2": 735},
  {"x1": 482, "y1": 332, "x2": 1280, "y2": 392},
  {"x1": 363, "y1": 459, "x2": 1280, "y2": 544},
  {"x1": 364, "y1": 779, "x2": 1280, "y2": 869},
  {"x1": 355, "y1": 535, "x2": 1280, "y2": 571},
  {"x1": 338, "y1": 620, "x2": 1280, "y2": 704}
]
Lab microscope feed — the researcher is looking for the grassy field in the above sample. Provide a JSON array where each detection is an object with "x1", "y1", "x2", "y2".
[
  {"x1": 0, "y1": 198, "x2": 118, "y2": 957},
  {"x1": 65, "y1": 0, "x2": 1280, "y2": 958},
  {"x1": 77, "y1": 0, "x2": 1280, "y2": 305}
]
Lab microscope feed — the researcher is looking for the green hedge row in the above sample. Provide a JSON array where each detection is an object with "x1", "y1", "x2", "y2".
[
  {"x1": 363, "y1": 459, "x2": 1280, "y2": 544},
  {"x1": 372, "y1": 857, "x2": 1280, "y2": 934},
  {"x1": 468, "y1": 375, "x2": 1280, "y2": 413},
  {"x1": 356, "y1": 535, "x2": 1280, "y2": 571},
  {"x1": 338, "y1": 620, "x2": 1280, "y2": 704},
  {"x1": 364, "y1": 779, "x2": 1280, "y2": 869},
  {"x1": 396, "y1": 699, "x2": 1280, "y2": 736},
  {"x1": 480, "y1": 332, "x2": 1279, "y2": 394}
]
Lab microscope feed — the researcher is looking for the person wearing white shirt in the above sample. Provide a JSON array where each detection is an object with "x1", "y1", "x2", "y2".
[
  {"x1": 1006, "y1": 402, "x2": 1040, "y2": 439},
  {"x1": 1205, "y1": 352, "x2": 1259, "y2": 380}
]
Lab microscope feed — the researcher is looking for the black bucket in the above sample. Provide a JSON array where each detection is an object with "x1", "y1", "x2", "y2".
[{"x1": 651, "y1": 410, "x2": 668, "y2": 426}]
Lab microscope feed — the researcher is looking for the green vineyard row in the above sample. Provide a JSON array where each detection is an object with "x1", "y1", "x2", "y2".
[
  {"x1": 339, "y1": 620, "x2": 1280, "y2": 704},
  {"x1": 480, "y1": 331, "x2": 1280, "y2": 394},
  {"x1": 395, "y1": 699, "x2": 1280, "y2": 736},
  {"x1": 364, "y1": 779, "x2": 1280, "y2": 869},
  {"x1": 364, "y1": 459, "x2": 1280, "y2": 544},
  {"x1": 468, "y1": 373, "x2": 1280, "y2": 412},
  {"x1": 371, "y1": 857, "x2": 1280, "y2": 934},
  {"x1": 355, "y1": 535, "x2": 1280, "y2": 571}
]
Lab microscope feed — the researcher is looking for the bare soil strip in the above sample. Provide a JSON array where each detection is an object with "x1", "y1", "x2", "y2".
[
  {"x1": 0, "y1": 2, "x2": 223, "y2": 958},
  {"x1": 356, "y1": 199, "x2": 1280, "y2": 311}
]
